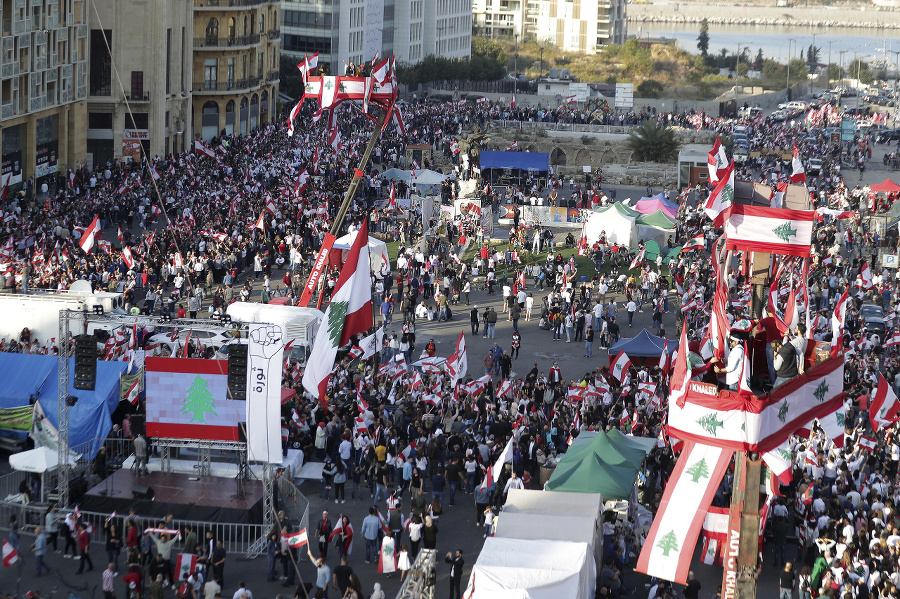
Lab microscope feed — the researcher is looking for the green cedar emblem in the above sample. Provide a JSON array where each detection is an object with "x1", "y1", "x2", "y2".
[
  {"x1": 778, "y1": 448, "x2": 792, "y2": 461},
  {"x1": 685, "y1": 458, "x2": 711, "y2": 483},
  {"x1": 697, "y1": 413, "x2": 724, "y2": 435},
  {"x1": 326, "y1": 300, "x2": 349, "y2": 345},
  {"x1": 339, "y1": 82, "x2": 347, "y2": 93},
  {"x1": 772, "y1": 222, "x2": 798, "y2": 243},
  {"x1": 778, "y1": 399, "x2": 789, "y2": 423},
  {"x1": 813, "y1": 380, "x2": 829, "y2": 403},
  {"x1": 182, "y1": 375, "x2": 218, "y2": 424},
  {"x1": 305, "y1": 83, "x2": 314, "y2": 93},
  {"x1": 372, "y1": 83, "x2": 380, "y2": 92},
  {"x1": 657, "y1": 530, "x2": 680, "y2": 557},
  {"x1": 835, "y1": 412, "x2": 845, "y2": 428},
  {"x1": 324, "y1": 79, "x2": 334, "y2": 90},
  {"x1": 720, "y1": 184, "x2": 733, "y2": 206}
]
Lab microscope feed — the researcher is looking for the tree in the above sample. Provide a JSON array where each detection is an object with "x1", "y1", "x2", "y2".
[
  {"x1": 697, "y1": 18, "x2": 710, "y2": 56},
  {"x1": 806, "y1": 45, "x2": 820, "y2": 66},
  {"x1": 848, "y1": 59, "x2": 873, "y2": 86},
  {"x1": 280, "y1": 56, "x2": 305, "y2": 101},
  {"x1": 637, "y1": 79, "x2": 665, "y2": 98},
  {"x1": 788, "y1": 58, "x2": 808, "y2": 85},
  {"x1": 826, "y1": 63, "x2": 844, "y2": 82},
  {"x1": 657, "y1": 530, "x2": 680, "y2": 557},
  {"x1": 625, "y1": 121, "x2": 681, "y2": 163},
  {"x1": 470, "y1": 37, "x2": 508, "y2": 81},
  {"x1": 686, "y1": 458, "x2": 711, "y2": 482},
  {"x1": 736, "y1": 62, "x2": 749, "y2": 77},
  {"x1": 182, "y1": 375, "x2": 218, "y2": 424},
  {"x1": 753, "y1": 49, "x2": 764, "y2": 71}
]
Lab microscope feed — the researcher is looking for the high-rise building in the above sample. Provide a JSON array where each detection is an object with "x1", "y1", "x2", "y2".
[
  {"x1": 529, "y1": 0, "x2": 626, "y2": 52},
  {"x1": 85, "y1": 0, "x2": 192, "y2": 166},
  {"x1": 191, "y1": 0, "x2": 281, "y2": 140},
  {"x1": 1, "y1": 0, "x2": 88, "y2": 190},
  {"x1": 472, "y1": 0, "x2": 526, "y2": 39},
  {"x1": 281, "y1": 0, "x2": 471, "y2": 75}
]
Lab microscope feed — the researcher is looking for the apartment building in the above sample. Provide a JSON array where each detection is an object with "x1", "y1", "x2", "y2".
[{"x1": 530, "y1": 0, "x2": 626, "y2": 52}]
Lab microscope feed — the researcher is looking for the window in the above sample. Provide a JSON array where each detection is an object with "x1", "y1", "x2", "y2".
[
  {"x1": 89, "y1": 30, "x2": 112, "y2": 96},
  {"x1": 228, "y1": 17, "x2": 236, "y2": 38},
  {"x1": 227, "y1": 58, "x2": 235, "y2": 85},
  {"x1": 259, "y1": 14, "x2": 264, "y2": 35},
  {"x1": 204, "y1": 58, "x2": 217, "y2": 89},
  {"x1": 88, "y1": 112, "x2": 112, "y2": 129},
  {"x1": 125, "y1": 113, "x2": 148, "y2": 129},
  {"x1": 282, "y1": 34, "x2": 332, "y2": 55},
  {"x1": 258, "y1": 53, "x2": 263, "y2": 79},
  {"x1": 130, "y1": 71, "x2": 144, "y2": 98},
  {"x1": 165, "y1": 29, "x2": 171, "y2": 94},
  {"x1": 205, "y1": 18, "x2": 218, "y2": 43}
]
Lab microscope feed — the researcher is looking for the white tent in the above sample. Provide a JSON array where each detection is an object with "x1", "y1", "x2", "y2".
[
  {"x1": 583, "y1": 203, "x2": 639, "y2": 249},
  {"x1": 411, "y1": 169, "x2": 448, "y2": 185},
  {"x1": 10, "y1": 446, "x2": 78, "y2": 503},
  {"x1": 494, "y1": 512, "x2": 603, "y2": 572},
  {"x1": 464, "y1": 537, "x2": 596, "y2": 599},
  {"x1": 503, "y1": 488, "x2": 605, "y2": 520},
  {"x1": 333, "y1": 231, "x2": 390, "y2": 275}
]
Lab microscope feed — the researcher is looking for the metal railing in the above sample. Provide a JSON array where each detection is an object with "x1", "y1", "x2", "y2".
[
  {"x1": 193, "y1": 77, "x2": 261, "y2": 92},
  {"x1": 126, "y1": 91, "x2": 150, "y2": 102},
  {"x1": 193, "y1": 34, "x2": 261, "y2": 49},
  {"x1": 267, "y1": 29, "x2": 280, "y2": 41},
  {"x1": 266, "y1": 69, "x2": 279, "y2": 82},
  {"x1": 0, "y1": 502, "x2": 266, "y2": 556},
  {"x1": 488, "y1": 119, "x2": 638, "y2": 135},
  {"x1": 194, "y1": 0, "x2": 271, "y2": 8}
]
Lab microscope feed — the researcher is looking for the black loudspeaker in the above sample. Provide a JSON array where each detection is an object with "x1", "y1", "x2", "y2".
[
  {"x1": 132, "y1": 484, "x2": 155, "y2": 500},
  {"x1": 227, "y1": 344, "x2": 248, "y2": 401},
  {"x1": 73, "y1": 335, "x2": 97, "y2": 390},
  {"x1": 130, "y1": 414, "x2": 145, "y2": 435}
]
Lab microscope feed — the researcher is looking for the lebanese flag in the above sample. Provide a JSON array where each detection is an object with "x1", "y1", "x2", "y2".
[
  {"x1": 125, "y1": 376, "x2": 141, "y2": 405},
  {"x1": 789, "y1": 144, "x2": 806, "y2": 183},
  {"x1": 78, "y1": 215, "x2": 101, "y2": 254},
  {"x1": 371, "y1": 55, "x2": 390, "y2": 84},
  {"x1": 722, "y1": 204, "x2": 815, "y2": 257},
  {"x1": 800, "y1": 484, "x2": 814, "y2": 505},
  {"x1": 858, "y1": 434, "x2": 877, "y2": 450},
  {"x1": 670, "y1": 321, "x2": 691, "y2": 408},
  {"x1": 870, "y1": 373, "x2": 900, "y2": 431},
  {"x1": 478, "y1": 464, "x2": 494, "y2": 491},
  {"x1": 378, "y1": 535, "x2": 397, "y2": 574},
  {"x1": 283, "y1": 528, "x2": 309, "y2": 548},
  {"x1": 175, "y1": 553, "x2": 197, "y2": 581},
  {"x1": 703, "y1": 161, "x2": 734, "y2": 226},
  {"x1": 510, "y1": 94, "x2": 516, "y2": 108},
  {"x1": 565, "y1": 94, "x2": 578, "y2": 105},
  {"x1": 0, "y1": 173, "x2": 9, "y2": 203},
  {"x1": 122, "y1": 246, "x2": 135, "y2": 269},
  {"x1": 294, "y1": 169, "x2": 310, "y2": 196},
  {"x1": 683, "y1": 235, "x2": 704, "y2": 251},
  {"x1": 491, "y1": 438, "x2": 515, "y2": 484},
  {"x1": 2, "y1": 541, "x2": 18, "y2": 567},
  {"x1": 762, "y1": 441, "x2": 794, "y2": 485},
  {"x1": 771, "y1": 182, "x2": 789, "y2": 209},
  {"x1": 445, "y1": 331, "x2": 468, "y2": 386},
  {"x1": 859, "y1": 262, "x2": 874, "y2": 290},
  {"x1": 287, "y1": 101, "x2": 303, "y2": 137},
  {"x1": 302, "y1": 222, "x2": 373, "y2": 402},
  {"x1": 610, "y1": 351, "x2": 632, "y2": 383},
  {"x1": 194, "y1": 140, "x2": 217, "y2": 159},
  {"x1": 816, "y1": 207, "x2": 857, "y2": 220},
  {"x1": 297, "y1": 52, "x2": 319, "y2": 78},
  {"x1": 328, "y1": 519, "x2": 354, "y2": 554},
  {"x1": 707, "y1": 137, "x2": 729, "y2": 183},
  {"x1": 629, "y1": 245, "x2": 646, "y2": 270},
  {"x1": 831, "y1": 288, "x2": 849, "y2": 355},
  {"x1": 117, "y1": 226, "x2": 124, "y2": 243},
  {"x1": 253, "y1": 211, "x2": 266, "y2": 231}
]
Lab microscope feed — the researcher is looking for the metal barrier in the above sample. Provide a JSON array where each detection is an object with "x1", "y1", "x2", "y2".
[
  {"x1": 489, "y1": 119, "x2": 638, "y2": 135},
  {"x1": 0, "y1": 500, "x2": 266, "y2": 556},
  {"x1": 395, "y1": 548, "x2": 437, "y2": 599}
]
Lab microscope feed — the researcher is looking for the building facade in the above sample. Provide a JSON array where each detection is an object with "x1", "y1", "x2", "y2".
[
  {"x1": 529, "y1": 0, "x2": 626, "y2": 52},
  {"x1": 472, "y1": 0, "x2": 526, "y2": 39},
  {"x1": 281, "y1": 0, "x2": 470, "y2": 75},
  {"x1": 86, "y1": 0, "x2": 192, "y2": 167},
  {"x1": 1, "y1": 0, "x2": 88, "y2": 189},
  {"x1": 192, "y1": 0, "x2": 281, "y2": 140}
]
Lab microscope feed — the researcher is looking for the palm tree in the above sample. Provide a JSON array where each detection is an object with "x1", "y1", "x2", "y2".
[{"x1": 625, "y1": 121, "x2": 681, "y2": 163}]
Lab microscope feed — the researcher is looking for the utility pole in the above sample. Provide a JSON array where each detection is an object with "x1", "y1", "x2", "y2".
[
  {"x1": 514, "y1": 33, "x2": 518, "y2": 98},
  {"x1": 540, "y1": 45, "x2": 544, "y2": 79},
  {"x1": 786, "y1": 38, "x2": 797, "y2": 101}
]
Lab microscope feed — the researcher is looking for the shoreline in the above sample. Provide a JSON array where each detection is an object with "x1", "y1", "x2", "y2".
[{"x1": 627, "y1": 2, "x2": 900, "y2": 29}]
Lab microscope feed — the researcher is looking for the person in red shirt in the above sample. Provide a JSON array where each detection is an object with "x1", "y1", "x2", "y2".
[
  {"x1": 176, "y1": 305, "x2": 186, "y2": 319},
  {"x1": 75, "y1": 523, "x2": 94, "y2": 573}
]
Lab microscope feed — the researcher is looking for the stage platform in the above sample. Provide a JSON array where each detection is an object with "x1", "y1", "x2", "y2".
[{"x1": 81, "y1": 469, "x2": 264, "y2": 524}]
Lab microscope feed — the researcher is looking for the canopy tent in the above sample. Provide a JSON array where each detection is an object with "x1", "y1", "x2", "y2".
[
  {"x1": 545, "y1": 430, "x2": 646, "y2": 499},
  {"x1": 464, "y1": 537, "x2": 596, "y2": 599},
  {"x1": 380, "y1": 168, "x2": 411, "y2": 183},
  {"x1": 870, "y1": 178, "x2": 900, "y2": 193},
  {"x1": 635, "y1": 210, "x2": 676, "y2": 229},
  {"x1": 636, "y1": 214, "x2": 677, "y2": 248},
  {"x1": 0, "y1": 353, "x2": 57, "y2": 409},
  {"x1": 35, "y1": 357, "x2": 130, "y2": 459},
  {"x1": 479, "y1": 151, "x2": 550, "y2": 172},
  {"x1": 494, "y1": 512, "x2": 603, "y2": 571},
  {"x1": 9, "y1": 445, "x2": 78, "y2": 503},
  {"x1": 609, "y1": 329, "x2": 678, "y2": 358},
  {"x1": 641, "y1": 240, "x2": 662, "y2": 262},
  {"x1": 583, "y1": 203, "x2": 639, "y2": 248},
  {"x1": 606, "y1": 428, "x2": 658, "y2": 455},
  {"x1": 332, "y1": 232, "x2": 390, "y2": 275},
  {"x1": 634, "y1": 194, "x2": 678, "y2": 218},
  {"x1": 503, "y1": 488, "x2": 605, "y2": 520},
  {"x1": 411, "y1": 169, "x2": 449, "y2": 185}
]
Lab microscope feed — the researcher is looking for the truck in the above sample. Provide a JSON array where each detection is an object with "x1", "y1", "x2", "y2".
[
  {"x1": 225, "y1": 303, "x2": 325, "y2": 365},
  {"x1": 0, "y1": 284, "x2": 126, "y2": 344}
]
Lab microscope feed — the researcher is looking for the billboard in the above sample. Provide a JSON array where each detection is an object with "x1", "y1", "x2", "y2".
[{"x1": 145, "y1": 357, "x2": 246, "y2": 441}]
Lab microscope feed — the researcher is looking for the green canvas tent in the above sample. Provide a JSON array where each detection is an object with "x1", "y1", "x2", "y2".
[
  {"x1": 635, "y1": 210, "x2": 676, "y2": 229},
  {"x1": 606, "y1": 428, "x2": 657, "y2": 455},
  {"x1": 545, "y1": 429, "x2": 646, "y2": 499}
]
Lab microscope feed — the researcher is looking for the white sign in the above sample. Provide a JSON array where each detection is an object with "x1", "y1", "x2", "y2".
[
  {"x1": 569, "y1": 82, "x2": 589, "y2": 101},
  {"x1": 123, "y1": 129, "x2": 150, "y2": 140},
  {"x1": 245, "y1": 323, "x2": 286, "y2": 464},
  {"x1": 883, "y1": 254, "x2": 898, "y2": 269},
  {"x1": 615, "y1": 83, "x2": 634, "y2": 109},
  {"x1": 364, "y1": 0, "x2": 384, "y2": 63}
]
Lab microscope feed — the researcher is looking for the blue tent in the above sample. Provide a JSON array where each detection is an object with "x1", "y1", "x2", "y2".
[
  {"x1": 609, "y1": 329, "x2": 678, "y2": 358},
  {"x1": 34, "y1": 357, "x2": 129, "y2": 458},
  {"x1": 480, "y1": 151, "x2": 550, "y2": 172},
  {"x1": 0, "y1": 354, "x2": 57, "y2": 408}
]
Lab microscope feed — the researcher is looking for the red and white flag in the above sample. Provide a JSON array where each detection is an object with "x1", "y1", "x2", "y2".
[
  {"x1": 2, "y1": 540, "x2": 18, "y2": 567},
  {"x1": 610, "y1": 351, "x2": 632, "y2": 383},
  {"x1": 859, "y1": 262, "x2": 874, "y2": 290},
  {"x1": 194, "y1": 140, "x2": 217, "y2": 159},
  {"x1": 682, "y1": 235, "x2": 705, "y2": 251},
  {"x1": 870, "y1": 373, "x2": 900, "y2": 431},
  {"x1": 789, "y1": 144, "x2": 806, "y2": 183},
  {"x1": 723, "y1": 204, "x2": 815, "y2": 257},
  {"x1": 297, "y1": 52, "x2": 319, "y2": 78},
  {"x1": 78, "y1": 215, "x2": 101, "y2": 254},
  {"x1": 122, "y1": 246, "x2": 135, "y2": 269},
  {"x1": 287, "y1": 101, "x2": 303, "y2": 137},
  {"x1": 175, "y1": 553, "x2": 197, "y2": 581},
  {"x1": 125, "y1": 376, "x2": 140, "y2": 405},
  {"x1": 302, "y1": 222, "x2": 373, "y2": 403},
  {"x1": 704, "y1": 161, "x2": 734, "y2": 226},
  {"x1": 707, "y1": 137, "x2": 729, "y2": 183},
  {"x1": 295, "y1": 169, "x2": 310, "y2": 196},
  {"x1": 445, "y1": 331, "x2": 468, "y2": 386},
  {"x1": 283, "y1": 528, "x2": 309, "y2": 548},
  {"x1": 565, "y1": 94, "x2": 578, "y2": 105}
]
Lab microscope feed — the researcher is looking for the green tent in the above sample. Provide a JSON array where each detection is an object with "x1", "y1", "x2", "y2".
[
  {"x1": 642, "y1": 240, "x2": 662, "y2": 262},
  {"x1": 594, "y1": 202, "x2": 641, "y2": 219},
  {"x1": 635, "y1": 210, "x2": 676, "y2": 229},
  {"x1": 545, "y1": 429, "x2": 646, "y2": 499},
  {"x1": 606, "y1": 428, "x2": 657, "y2": 455}
]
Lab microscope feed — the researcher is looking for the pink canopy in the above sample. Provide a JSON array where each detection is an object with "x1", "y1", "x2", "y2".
[{"x1": 634, "y1": 197, "x2": 678, "y2": 218}]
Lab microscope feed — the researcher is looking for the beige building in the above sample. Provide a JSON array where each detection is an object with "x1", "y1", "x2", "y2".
[
  {"x1": 472, "y1": 0, "x2": 526, "y2": 39},
  {"x1": 192, "y1": 0, "x2": 281, "y2": 140},
  {"x1": 85, "y1": 0, "x2": 193, "y2": 166},
  {"x1": 528, "y1": 0, "x2": 626, "y2": 51},
  {"x1": 1, "y1": 0, "x2": 89, "y2": 189}
]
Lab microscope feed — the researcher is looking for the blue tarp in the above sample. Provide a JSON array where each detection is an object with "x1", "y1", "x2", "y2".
[
  {"x1": 480, "y1": 151, "x2": 550, "y2": 172},
  {"x1": 0, "y1": 354, "x2": 57, "y2": 408},
  {"x1": 35, "y1": 357, "x2": 128, "y2": 458},
  {"x1": 609, "y1": 329, "x2": 678, "y2": 358}
]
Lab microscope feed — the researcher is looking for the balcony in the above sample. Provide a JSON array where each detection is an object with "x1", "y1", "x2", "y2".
[
  {"x1": 267, "y1": 29, "x2": 280, "y2": 41},
  {"x1": 266, "y1": 70, "x2": 279, "y2": 82},
  {"x1": 193, "y1": 0, "x2": 272, "y2": 9},
  {"x1": 125, "y1": 91, "x2": 150, "y2": 102},
  {"x1": 193, "y1": 76, "x2": 261, "y2": 93},
  {"x1": 194, "y1": 34, "x2": 261, "y2": 50}
]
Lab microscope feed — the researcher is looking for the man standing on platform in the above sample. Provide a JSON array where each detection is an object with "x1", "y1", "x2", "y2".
[
  {"x1": 133, "y1": 433, "x2": 148, "y2": 477},
  {"x1": 183, "y1": 525, "x2": 197, "y2": 555}
]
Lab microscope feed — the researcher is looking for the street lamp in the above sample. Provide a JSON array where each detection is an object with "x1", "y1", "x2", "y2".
[
  {"x1": 514, "y1": 34, "x2": 518, "y2": 98},
  {"x1": 889, "y1": 49, "x2": 900, "y2": 95},
  {"x1": 838, "y1": 49, "x2": 849, "y2": 91},
  {"x1": 786, "y1": 38, "x2": 797, "y2": 100},
  {"x1": 539, "y1": 45, "x2": 544, "y2": 79},
  {"x1": 735, "y1": 41, "x2": 750, "y2": 77},
  {"x1": 827, "y1": 40, "x2": 832, "y2": 88}
]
